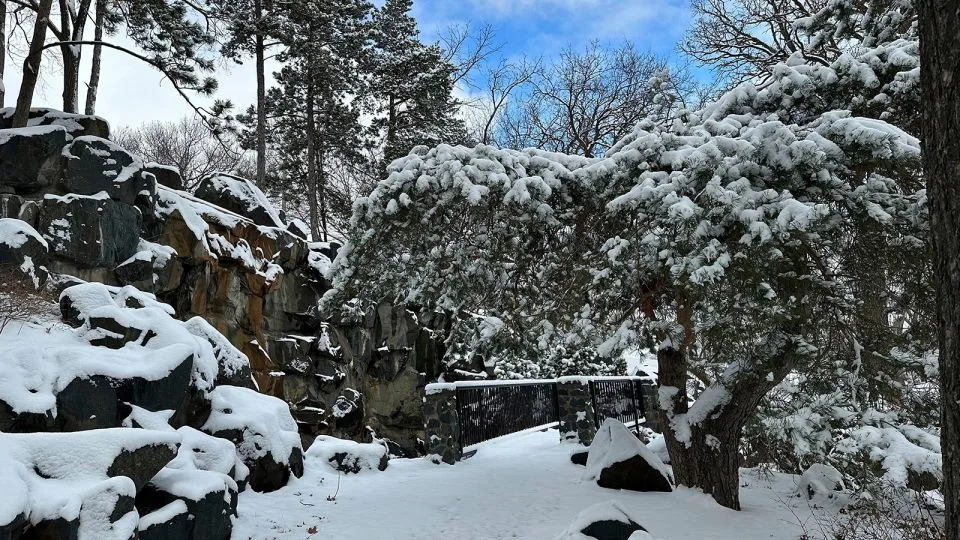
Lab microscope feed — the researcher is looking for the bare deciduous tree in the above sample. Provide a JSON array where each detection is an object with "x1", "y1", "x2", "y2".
[
  {"x1": 681, "y1": 0, "x2": 835, "y2": 86},
  {"x1": 114, "y1": 116, "x2": 247, "y2": 190},
  {"x1": 495, "y1": 41, "x2": 696, "y2": 157}
]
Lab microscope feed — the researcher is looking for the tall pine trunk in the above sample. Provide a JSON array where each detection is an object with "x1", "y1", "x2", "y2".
[
  {"x1": 318, "y1": 148, "x2": 328, "y2": 242},
  {"x1": 84, "y1": 0, "x2": 106, "y2": 115},
  {"x1": 306, "y1": 79, "x2": 320, "y2": 241},
  {"x1": 919, "y1": 1, "x2": 960, "y2": 537},
  {"x1": 12, "y1": 0, "x2": 54, "y2": 127},
  {"x1": 254, "y1": 0, "x2": 267, "y2": 187},
  {"x1": 1, "y1": 0, "x2": 7, "y2": 107}
]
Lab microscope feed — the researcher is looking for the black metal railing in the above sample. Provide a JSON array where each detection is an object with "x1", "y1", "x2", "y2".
[
  {"x1": 589, "y1": 378, "x2": 643, "y2": 430},
  {"x1": 453, "y1": 376, "x2": 648, "y2": 448},
  {"x1": 456, "y1": 381, "x2": 559, "y2": 448}
]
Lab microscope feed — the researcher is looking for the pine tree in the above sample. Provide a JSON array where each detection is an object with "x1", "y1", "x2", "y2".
[
  {"x1": 368, "y1": 0, "x2": 466, "y2": 165},
  {"x1": 248, "y1": 0, "x2": 370, "y2": 241}
]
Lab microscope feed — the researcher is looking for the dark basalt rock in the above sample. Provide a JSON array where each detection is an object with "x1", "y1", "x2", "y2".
[
  {"x1": 39, "y1": 194, "x2": 141, "y2": 268},
  {"x1": 0, "y1": 125, "x2": 68, "y2": 194},
  {"x1": 57, "y1": 137, "x2": 154, "y2": 206}
]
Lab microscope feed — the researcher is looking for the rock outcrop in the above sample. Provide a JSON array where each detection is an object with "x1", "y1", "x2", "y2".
[{"x1": 0, "y1": 109, "x2": 463, "y2": 459}]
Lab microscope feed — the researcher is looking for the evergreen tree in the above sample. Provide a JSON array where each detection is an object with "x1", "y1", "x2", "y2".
[
  {"x1": 368, "y1": 0, "x2": 466, "y2": 165},
  {"x1": 245, "y1": 0, "x2": 370, "y2": 240}
]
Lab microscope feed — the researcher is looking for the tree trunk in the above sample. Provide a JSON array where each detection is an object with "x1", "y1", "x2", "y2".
[
  {"x1": 918, "y1": 1, "x2": 960, "y2": 538},
  {"x1": 254, "y1": 0, "x2": 267, "y2": 187},
  {"x1": 60, "y1": 45, "x2": 80, "y2": 113},
  {"x1": 84, "y1": 0, "x2": 106, "y2": 115},
  {"x1": 12, "y1": 0, "x2": 54, "y2": 127},
  {"x1": 656, "y1": 299, "x2": 798, "y2": 510},
  {"x1": 306, "y1": 80, "x2": 320, "y2": 240},
  {"x1": 318, "y1": 149, "x2": 328, "y2": 242},
  {"x1": 1, "y1": 0, "x2": 7, "y2": 107}
]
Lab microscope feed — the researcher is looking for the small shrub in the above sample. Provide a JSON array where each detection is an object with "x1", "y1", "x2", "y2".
[{"x1": 0, "y1": 265, "x2": 53, "y2": 333}]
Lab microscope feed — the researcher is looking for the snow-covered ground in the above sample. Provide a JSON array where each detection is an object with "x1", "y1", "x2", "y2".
[{"x1": 233, "y1": 429, "x2": 835, "y2": 539}]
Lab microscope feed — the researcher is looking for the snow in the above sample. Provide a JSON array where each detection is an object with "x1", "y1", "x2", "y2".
[
  {"x1": 233, "y1": 428, "x2": 838, "y2": 539},
  {"x1": 306, "y1": 436, "x2": 388, "y2": 473},
  {"x1": 0, "y1": 218, "x2": 46, "y2": 250},
  {"x1": 202, "y1": 386, "x2": 302, "y2": 465}
]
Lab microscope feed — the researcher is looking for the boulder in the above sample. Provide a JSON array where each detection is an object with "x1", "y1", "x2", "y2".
[
  {"x1": 555, "y1": 501, "x2": 654, "y2": 540},
  {"x1": 39, "y1": 193, "x2": 141, "y2": 268},
  {"x1": 115, "y1": 240, "x2": 182, "y2": 293},
  {"x1": 571, "y1": 451, "x2": 589, "y2": 466},
  {"x1": 137, "y1": 469, "x2": 237, "y2": 540},
  {"x1": 584, "y1": 419, "x2": 672, "y2": 493},
  {"x1": 193, "y1": 173, "x2": 284, "y2": 228},
  {"x1": 0, "y1": 107, "x2": 109, "y2": 138},
  {"x1": 0, "y1": 429, "x2": 179, "y2": 540},
  {"x1": 202, "y1": 386, "x2": 304, "y2": 492},
  {"x1": 145, "y1": 163, "x2": 184, "y2": 191},
  {"x1": 797, "y1": 463, "x2": 845, "y2": 501},
  {"x1": 306, "y1": 435, "x2": 389, "y2": 474},
  {"x1": 0, "y1": 218, "x2": 49, "y2": 286},
  {"x1": 0, "y1": 125, "x2": 69, "y2": 193},
  {"x1": 57, "y1": 137, "x2": 154, "y2": 206}
]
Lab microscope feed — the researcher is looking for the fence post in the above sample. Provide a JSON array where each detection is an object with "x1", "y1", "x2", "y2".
[
  {"x1": 423, "y1": 383, "x2": 463, "y2": 464},
  {"x1": 639, "y1": 379, "x2": 660, "y2": 432},
  {"x1": 556, "y1": 376, "x2": 597, "y2": 446}
]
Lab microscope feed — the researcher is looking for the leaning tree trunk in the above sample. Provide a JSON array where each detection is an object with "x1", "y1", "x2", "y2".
[
  {"x1": 656, "y1": 297, "x2": 800, "y2": 510},
  {"x1": 12, "y1": 0, "x2": 54, "y2": 127},
  {"x1": 658, "y1": 342, "x2": 796, "y2": 510},
  {"x1": 84, "y1": 0, "x2": 106, "y2": 115},
  {"x1": 919, "y1": 1, "x2": 960, "y2": 538}
]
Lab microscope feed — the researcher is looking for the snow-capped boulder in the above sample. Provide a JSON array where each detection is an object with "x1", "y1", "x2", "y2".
[
  {"x1": 202, "y1": 386, "x2": 304, "y2": 492},
  {"x1": 797, "y1": 463, "x2": 845, "y2": 502},
  {"x1": 194, "y1": 173, "x2": 285, "y2": 228},
  {"x1": 115, "y1": 239, "x2": 183, "y2": 293},
  {"x1": 555, "y1": 500, "x2": 655, "y2": 540},
  {"x1": 138, "y1": 467, "x2": 237, "y2": 540},
  {"x1": 145, "y1": 162, "x2": 184, "y2": 191},
  {"x1": 59, "y1": 282, "x2": 250, "y2": 395},
  {"x1": 56, "y1": 136, "x2": 155, "y2": 206},
  {"x1": 571, "y1": 450, "x2": 589, "y2": 466},
  {"x1": 585, "y1": 419, "x2": 673, "y2": 493},
  {"x1": 40, "y1": 192, "x2": 142, "y2": 268},
  {"x1": 0, "y1": 323, "x2": 195, "y2": 432},
  {"x1": 307, "y1": 436, "x2": 390, "y2": 474},
  {"x1": 0, "y1": 428, "x2": 179, "y2": 540},
  {"x1": 0, "y1": 218, "x2": 48, "y2": 286},
  {"x1": 0, "y1": 107, "x2": 110, "y2": 139},
  {"x1": 0, "y1": 125, "x2": 68, "y2": 193}
]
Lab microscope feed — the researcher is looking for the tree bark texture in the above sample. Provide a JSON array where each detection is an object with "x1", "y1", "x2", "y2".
[
  {"x1": 919, "y1": 1, "x2": 960, "y2": 537},
  {"x1": 255, "y1": 0, "x2": 267, "y2": 187},
  {"x1": 84, "y1": 0, "x2": 106, "y2": 115},
  {"x1": 12, "y1": 0, "x2": 54, "y2": 127}
]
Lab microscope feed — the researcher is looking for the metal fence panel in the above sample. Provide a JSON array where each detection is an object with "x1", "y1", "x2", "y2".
[{"x1": 453, "y1": 377, "x2": 648, "y2": 447}]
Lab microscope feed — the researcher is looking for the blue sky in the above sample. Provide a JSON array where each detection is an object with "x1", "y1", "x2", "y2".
[
  {"x1": 6, "y1": 0, "x2": 696, "y2": 127},
  {"x1": 412, "y1": 0, "x2": 692, "y2": 60}
]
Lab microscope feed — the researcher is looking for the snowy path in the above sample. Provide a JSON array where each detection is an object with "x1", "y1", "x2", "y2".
[{"x1": 233, "y1": 429, "x2": 828, "y2": 539}]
